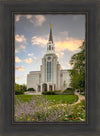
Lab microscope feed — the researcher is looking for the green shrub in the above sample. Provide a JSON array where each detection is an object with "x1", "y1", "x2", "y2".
[
  {"x1": 54, "y1": 90, "x2": 61, "y2": 92},
  {"x1": 15, "y1": 90, "x2": 24, "y2": 95},
  {"x1": 27, "y1": 88, "x2": 35, "y2": 91},
  {"x1": 66, "y1": 88, "x2": 73, "y2": 90},
  {"x1": 42, "y1": 91, "x2": 56, "y2": 95},
  {"x1": 63, "y1": 89, "x2": 74, "y2": 95},
  {"x1": 54, "y1": 90, "x2": 62, "y2": 95}
]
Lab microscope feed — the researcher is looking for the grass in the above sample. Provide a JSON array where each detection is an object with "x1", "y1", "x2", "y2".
[
  {"x1": 15, "y1": 94, "x2": 78, "y2": 105},
  {"x1": 15, "y1": 95, "x2": 85, "y2": 122}
]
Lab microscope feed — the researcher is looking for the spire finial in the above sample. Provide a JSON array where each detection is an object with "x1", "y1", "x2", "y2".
[
  {"x1": 49, "y1": 24, "x2": 53, "y2": 43},
  {"x1": 50, "y1": 24, "x2": 52, "y2": 29}
]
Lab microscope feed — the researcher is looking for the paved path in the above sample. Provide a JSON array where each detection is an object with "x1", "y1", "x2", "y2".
[{"x1": 71, "y1": 92, "x2": 85, "y2": 106}]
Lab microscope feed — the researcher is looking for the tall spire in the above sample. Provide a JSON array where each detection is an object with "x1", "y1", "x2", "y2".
[{"x1": 49, "y1": 24, "x2": 53, "y2": 43}]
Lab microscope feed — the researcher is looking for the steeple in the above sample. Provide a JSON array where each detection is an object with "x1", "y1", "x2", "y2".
[
  {"x1": 46, "y1": 24, "x2": 55, "y2": 53},
  {"x1": 49, "y1": 24, "x2": 53, "y2": 43}
]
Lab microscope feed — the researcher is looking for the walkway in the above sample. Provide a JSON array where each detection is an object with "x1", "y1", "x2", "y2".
[{"x1": 71, "y1": 92, "x2": 85, "y2": 106}]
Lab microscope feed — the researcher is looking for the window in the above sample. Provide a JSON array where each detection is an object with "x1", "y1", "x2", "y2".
[
  {"x1": 49, "y1": 46, "x2": 51, "y2": 50},
  {"x1": 47, "y1": 62, "x2": 51, "y2": 82},
  {"x1": 47, "y1": 57, "x2": 51, "y2": 60}
]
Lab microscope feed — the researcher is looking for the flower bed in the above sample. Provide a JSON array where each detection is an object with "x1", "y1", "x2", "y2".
[{"x1": 15, "y1": 96, "x2": 85, "y2": 122}]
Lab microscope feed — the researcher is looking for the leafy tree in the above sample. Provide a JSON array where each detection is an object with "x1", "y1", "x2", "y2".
[
  {"x1": 20, "y1": 84, "x2": 27, "y2": 92},
  {"x1": 69, "y1": 41, "x2": 85, "y2": 91},
  {"x1": 15, "y1": 83, "x2": 27, "y2": 95},
  {"x1": 15, "y1": 83, "x2": 20, "y2": 91},
  {"x1": 15, "y1": 83, "x2": 27, "y2": 92}
]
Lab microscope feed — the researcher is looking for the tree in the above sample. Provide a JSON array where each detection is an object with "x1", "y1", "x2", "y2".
[
  {"x1": 15, "y1": 83, "x2": 20, "y2": 91},
  {"x1": 15, "y1": 83, "x2": 27, "y2": 95},
  {"x1": 15, "y1": 83, "x2": 27, "y2": 92},
  {"x1": 15, "y1": 83, "x2": 23, "y2": 95},
  {"x1": 69, "y1": 41, "x2": 85, "y2": 91},
  {"x1": 20, "y1": 84, "x2": 27, "y2": 92}
]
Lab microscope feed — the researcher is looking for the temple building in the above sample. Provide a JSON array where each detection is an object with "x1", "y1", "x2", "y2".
[{"x1": 27, "y1": 24, "x2": 71, "y2": 94}]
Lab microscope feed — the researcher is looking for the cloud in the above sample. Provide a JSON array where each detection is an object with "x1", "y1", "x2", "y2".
[
  {"x1": 15, "y1": 15, "x2": 46, "y2": 26},
  {"x1": 29, "y1": 15, "x2": 46, "y2": 26},
  {"x1": 20, "y1": 45, "x2": 26, "y2": 49},
  {"x1": 55, "y1": 38, "x2": 83, "y2": 52},
  {"x1": 67, "y1": 62, "x2": 71, "y2": 67},
  {"x1": 56, "y1": 52, "x2": 64, "y2": 58},
  {"x1": 15, "y1": 56, "x2": 22, "y2": 63},
  {"x1": 15, "y1": 15, "x2": 32, "y2": 22},
  {"x1": 31, "y1": 36, "x2": 47, "y2": 47},
  {"x1": 15, "y1": 44, "x2": 26, "y2": 54},
  {"x1": 26, "y1": 15, "x2": 32, "y2": 19},
  {"x1": 25, "y1": 58, "x2": 33, "y2": 64},
  {"x1": 15, "y1": 49, "x2": 19, "y2": 53},
  {"x1": 34, "y1": 15, "x2": 46, "y2": 26},
  {"x1": 15, "y1": 15, "x2": 21, "y2": 22},
  {"x1": 59, "y1": 31, "x2": 68, "y2": 37},
  {"x1": 28, "y1": 53, "x2": 39, "y2": 61},
  {"x1": 28, "y1": 53, "x2": 34, "y2": 57},
  {"x1": 60, "y1": 52, "x2": 64, "y2": 58},
  {"x1": 15, "y1": 66, "x2": 25, "y2": 71},
  {"x1": 15, "y1": 77, "x2": 19, "y2": 81},
  {"x1": 56, "y1": 53, "x2": 59, "y2": 58},
  {"x1": 33, "y1": 56, "x2": 39, "y2": 61},
  {"x1": 23, "y1": 75, "x2": 27, "y2": 77},
  {"x1": 31, "y1": 32, "x2": 83, "y2": 52},
  {"x1": 15, "y1": 34, "x2": 26, "y2": 43},
  {"x1": 53, "y1": 31, "x2": 84, "y2": 52}
]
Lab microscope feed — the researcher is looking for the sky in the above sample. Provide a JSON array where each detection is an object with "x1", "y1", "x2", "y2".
[{"x1": 15, "y1": 14, "x2": 85, "y2": 85}]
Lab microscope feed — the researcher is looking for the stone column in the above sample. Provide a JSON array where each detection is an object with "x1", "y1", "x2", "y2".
[
  {"x1": 36, "y1": 85, "x2": 37, "y2": 93},
  {"x1": 47, "y1": 83, "x2": 49, "y2": 91},
  {"x1": 41, "y1": 84, "x2": 42, "y2": 92}
]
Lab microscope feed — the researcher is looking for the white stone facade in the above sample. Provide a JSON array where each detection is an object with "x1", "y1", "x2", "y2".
[{"x1": 27, "y1": 25, "x2": 71, "y2": 94}]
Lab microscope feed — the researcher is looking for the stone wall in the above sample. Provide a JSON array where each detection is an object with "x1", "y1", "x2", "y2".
[{"x1": 27, "y1": 71, "x2": 41, "y2": 90}]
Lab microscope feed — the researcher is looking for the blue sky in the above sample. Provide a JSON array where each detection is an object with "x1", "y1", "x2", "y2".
[{"x1": 15, "y1": 14, "x2": 85, "y2": 85}]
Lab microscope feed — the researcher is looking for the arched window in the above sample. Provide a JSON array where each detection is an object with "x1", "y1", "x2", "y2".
[
  {"x1": 47, "y1": 61, "x2": 51, "y2": 82},
  {"x1": 49, "y1": 46, "x2": 51, "y2": 50}
]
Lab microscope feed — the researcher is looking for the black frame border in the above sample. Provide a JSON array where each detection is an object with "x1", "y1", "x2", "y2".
[{"x1": 0, "y1": 1, "x2": 100, "y2": 136}]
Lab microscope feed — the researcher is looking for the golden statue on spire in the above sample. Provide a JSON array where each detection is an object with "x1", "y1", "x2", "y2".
[
  {"x1": 49, "y1": 24, "x2": 53, "y2": 43},
  {"x1": 50, "y1": 24, "x2": 52, "y2": 29}
]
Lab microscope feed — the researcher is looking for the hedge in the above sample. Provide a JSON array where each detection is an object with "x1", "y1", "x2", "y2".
[
  {"x1": 42, "y1": 91, "x2": 56, "y2": 95},
  {"x1": 15, "y1": 90, "x2": 24, "y2": 95},
  {"x1": 63, "y1": 89, "x2": 74, "y2": 95}
]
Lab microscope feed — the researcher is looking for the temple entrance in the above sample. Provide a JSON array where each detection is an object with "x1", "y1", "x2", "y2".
[
  {"x1": 49, "y1": 85, "x2": 52, "y2": 91},
  {"x1": 42, "y1": 83, "x2": 47, "y2": 92}
]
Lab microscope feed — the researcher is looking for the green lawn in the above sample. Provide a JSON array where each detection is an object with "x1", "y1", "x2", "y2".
[{"x1": 15, "y1": 94, "x2": 78, "y2": 105}]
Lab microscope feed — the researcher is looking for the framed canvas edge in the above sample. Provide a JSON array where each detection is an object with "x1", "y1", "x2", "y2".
[{"x1": 0, "y1": 0, "x2": 100, "y2": 135}]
